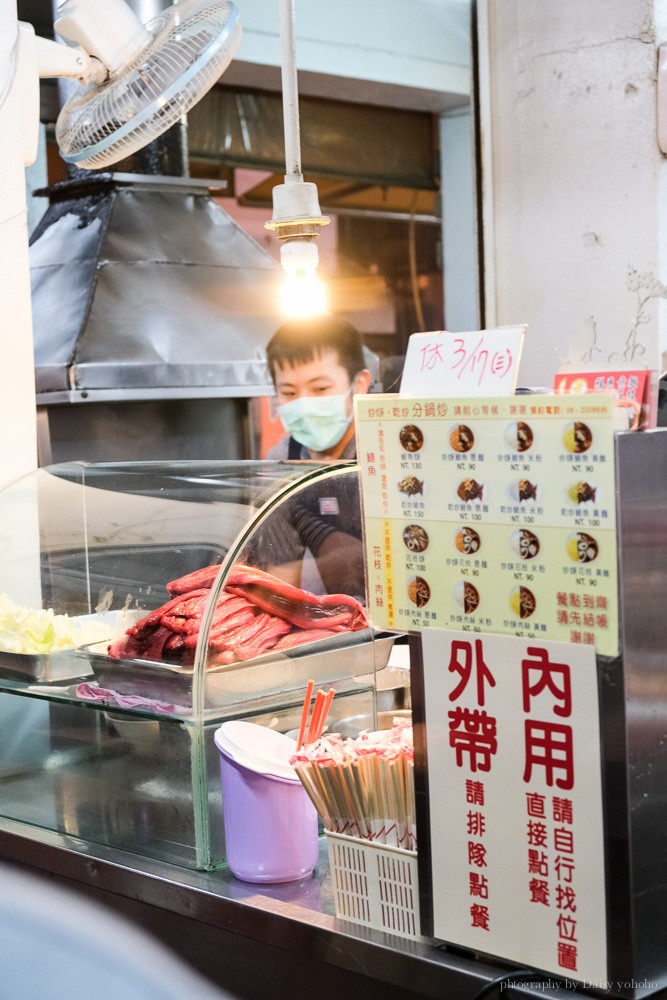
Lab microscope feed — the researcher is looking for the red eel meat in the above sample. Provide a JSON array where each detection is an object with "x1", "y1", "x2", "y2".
[
  {"x1": 166, "y1": 564, "x2": 222, "y2": 595},
  {"x1": 109, "y1": 562, "x2": 368, "y2": 664},
  {"x1": 224, "y1": 564, "x2": 368, "y2": 630}
]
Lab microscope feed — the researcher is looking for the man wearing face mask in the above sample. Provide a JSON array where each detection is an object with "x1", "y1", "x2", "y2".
[
  {"x1": 254, "y1": 316, "x2": 372, "y2": 595},
  {"x1": 264, "y1": 316, "x2": 372, "y2": 461}
]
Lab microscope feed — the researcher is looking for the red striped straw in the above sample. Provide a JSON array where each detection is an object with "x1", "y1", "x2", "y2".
[{"x1": 296, "y1": 679, "x2": 314, "y2": 751}]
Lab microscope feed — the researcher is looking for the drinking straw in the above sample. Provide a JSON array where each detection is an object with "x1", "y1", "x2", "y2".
[
  {"x1": 296, "y1": 678, "x2": 314, "y2": 751},
  {"x1": 314, "y1": 687, "x2": 336, "y2": 741},
  {"x1": 306, "y1": 688, "x2": 326, "y2": 745}
]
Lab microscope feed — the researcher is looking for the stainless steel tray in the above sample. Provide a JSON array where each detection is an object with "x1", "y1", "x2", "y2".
[
  {"x1": 0, "y1": 610, "x2": 138, "y2": 684},
  {"x1": 0, "y1": 647, "x2": 94, "y2": 684},
  {"x1": 85, "y1": 628, "x2": 396, "y2": 711}
]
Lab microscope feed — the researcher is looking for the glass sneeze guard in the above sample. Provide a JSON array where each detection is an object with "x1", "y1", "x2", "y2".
[{"x1": 0, "y1": 460, "x2": 392, "y2": 868}]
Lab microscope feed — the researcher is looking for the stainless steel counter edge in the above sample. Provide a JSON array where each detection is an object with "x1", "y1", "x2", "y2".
[{"x1": 0, "y1": 817, "x2": 580, "y2": 1000}]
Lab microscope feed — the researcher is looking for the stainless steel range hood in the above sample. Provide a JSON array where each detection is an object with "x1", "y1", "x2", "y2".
[{"x1": 30, "y1": 170, "x2": 281, "y2": 403}]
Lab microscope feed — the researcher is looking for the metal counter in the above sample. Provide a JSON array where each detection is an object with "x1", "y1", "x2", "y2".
[{"x1": 0, "y1": 817, "x2": 579, "y2": 1000}]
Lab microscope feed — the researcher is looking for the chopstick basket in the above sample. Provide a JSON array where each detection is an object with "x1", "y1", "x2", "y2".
[{"x1": 325, "y1": 831, "x2": 424, "y2": 941}]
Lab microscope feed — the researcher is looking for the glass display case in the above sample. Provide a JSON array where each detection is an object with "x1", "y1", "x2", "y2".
[{"x1": 0, "y1": 461, "x2": 394, "y2": 869}]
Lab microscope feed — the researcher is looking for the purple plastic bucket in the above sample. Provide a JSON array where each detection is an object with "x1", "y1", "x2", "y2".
[{"x1": 214, "y1": 722, "x2": 319, "y2": 883}]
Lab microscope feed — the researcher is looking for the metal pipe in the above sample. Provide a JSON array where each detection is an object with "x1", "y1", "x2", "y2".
[
  {"x1": 278, "y1": 0, "x2": 302, "y2": 181},
  {"x1": 124, "y1": 0, "x2": 172, "y2": 22}
]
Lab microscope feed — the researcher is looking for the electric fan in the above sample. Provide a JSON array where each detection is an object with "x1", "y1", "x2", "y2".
[{"x1": 29, "y1": 0, "x2": 241, "y2": 170}]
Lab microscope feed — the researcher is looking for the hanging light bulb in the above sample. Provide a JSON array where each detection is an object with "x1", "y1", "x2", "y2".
[
  {"x1": 267, "y1": 178, "x2": 329, "y2": 317},
  {"x1": 279, "y1": 239, "x2": 327, "y2": 317},
  {"x1": 267, "y1": 180, "x2": 330, "y2": 320},
  {"x1": 265, "y1": 154, "x2": 330, "y2": 320},
  {"x1": 266, "y1": 0, "x2": 329, "y2": 317}
]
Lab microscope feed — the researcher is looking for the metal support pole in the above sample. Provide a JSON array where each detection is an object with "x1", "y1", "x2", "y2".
[{"x1": 278, "y1": 0, "x2": 302, "y2": 182}]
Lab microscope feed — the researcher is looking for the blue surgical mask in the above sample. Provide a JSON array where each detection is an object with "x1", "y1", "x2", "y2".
[{"x1": 277, "y1": 391, "x2": 352, "y2": 452}]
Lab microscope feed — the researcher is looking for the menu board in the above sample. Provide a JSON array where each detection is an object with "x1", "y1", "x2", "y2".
[{"x1": 354, "y1": 393, "x2": 619, "y2": 657}]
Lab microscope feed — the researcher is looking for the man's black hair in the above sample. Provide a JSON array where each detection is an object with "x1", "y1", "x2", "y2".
[{"x1": 266, "y1": 316, "x2": 366, "y2": 384}]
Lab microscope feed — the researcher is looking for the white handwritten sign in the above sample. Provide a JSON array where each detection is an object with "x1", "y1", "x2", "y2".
[{"x1": 400, "y1": 326, "x2": 526, "y2": 397}]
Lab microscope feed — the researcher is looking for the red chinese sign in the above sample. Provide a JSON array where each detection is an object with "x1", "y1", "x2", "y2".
[
  {"x1": 554, "y1": 368, "x2": 654, "y2": 429},
  {"x1": 424, "y1": 629, "x2": 606, "y2": 983}
]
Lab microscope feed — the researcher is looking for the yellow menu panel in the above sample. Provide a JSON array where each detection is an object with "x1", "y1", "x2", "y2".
[{"x1": 354, "y1": 394, "x2": 618, "y2": 657}]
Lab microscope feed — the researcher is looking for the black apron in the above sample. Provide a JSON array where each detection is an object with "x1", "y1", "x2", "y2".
[{"x1": 287, "y1": 436, "x2": 303, "y2": 459}]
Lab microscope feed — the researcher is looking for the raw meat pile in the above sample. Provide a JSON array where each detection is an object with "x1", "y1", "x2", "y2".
[{"x1": 108, "y1": 563, "x2": 369, "y2": 667}]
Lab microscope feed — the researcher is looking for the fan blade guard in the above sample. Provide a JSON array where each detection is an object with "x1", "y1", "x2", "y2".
[{"x1": 55, "y1": 0, "x2": 241, "y2": 169}]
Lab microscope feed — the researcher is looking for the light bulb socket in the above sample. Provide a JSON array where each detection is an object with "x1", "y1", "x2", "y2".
[{"x1": 265, "y1": 180, "x2": 330, "y2": 239}]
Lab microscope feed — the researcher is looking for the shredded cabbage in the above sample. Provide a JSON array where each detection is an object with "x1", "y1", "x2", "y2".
[{"x1": 0, "y1": 593, "x2": 111, "y2": 655}]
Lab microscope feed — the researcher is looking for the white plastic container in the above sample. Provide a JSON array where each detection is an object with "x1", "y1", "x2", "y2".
[{"x1": 325, "y1": 831, "x2": 425, "y2": 941}]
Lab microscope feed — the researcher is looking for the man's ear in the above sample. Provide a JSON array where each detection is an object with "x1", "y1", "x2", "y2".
[{"x1": 354, "y1": 369, "x2": 373, "y2": 394}]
